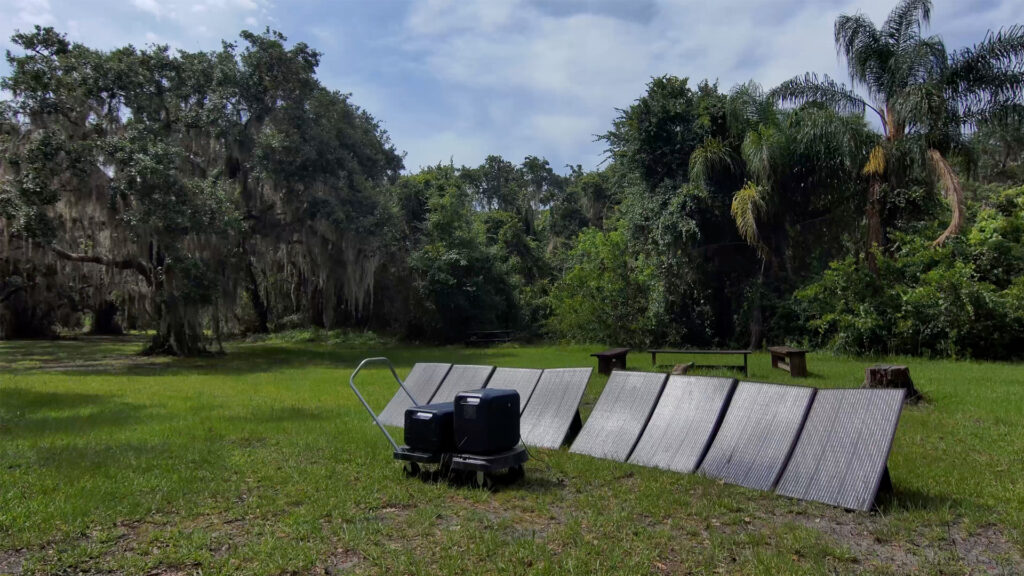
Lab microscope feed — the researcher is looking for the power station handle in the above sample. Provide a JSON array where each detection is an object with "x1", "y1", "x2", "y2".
[{"x1": 349, "y1": 356, "x2": 416, "y2": 451}]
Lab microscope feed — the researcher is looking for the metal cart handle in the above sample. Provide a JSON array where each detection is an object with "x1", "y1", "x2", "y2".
[{"x1": 349, "y1": 357, "x2": 419, "y2": 451}]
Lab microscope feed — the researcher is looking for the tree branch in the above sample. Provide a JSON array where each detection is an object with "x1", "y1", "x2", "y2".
[{"x1": 49, "y1": 245, "x2": 154, "y2": 286}]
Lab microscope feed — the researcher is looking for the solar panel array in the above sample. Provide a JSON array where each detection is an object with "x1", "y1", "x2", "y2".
[
  {"x1": 371, "y1": 358, "x2": 905, "y2": 511},
  {"x1": 568, "y1": 375, "x2": 904, "y2": 511},
  {"x1": 570, "y1": 371, "x2": 667, "y2": 462}
]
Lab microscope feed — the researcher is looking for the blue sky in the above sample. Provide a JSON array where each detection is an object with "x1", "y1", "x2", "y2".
[{"x1": 2, "y1": 0, "x2": 1022, "y2": 173}]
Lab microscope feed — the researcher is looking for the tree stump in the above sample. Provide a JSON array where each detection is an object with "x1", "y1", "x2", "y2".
[{"x1": 863, "y1": 364, "x2": 920, "y2": 403}]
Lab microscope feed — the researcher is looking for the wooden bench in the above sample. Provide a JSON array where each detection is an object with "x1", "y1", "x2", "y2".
[
  {"x1": 648, "y1": 349, "x2": 751, "y2": 376},
  {"x1": 465, "y1": 330, "x2": 513, "y2": 347},
  {"x1": 769, "y1": 346, "x2": 808, "y2": 377},
  {"x1": 590, "y1": 347, "x2": 630, "y2": 375}
]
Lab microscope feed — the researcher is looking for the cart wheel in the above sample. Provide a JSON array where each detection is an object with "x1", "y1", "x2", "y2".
[
  {"x1": 473, "y1": 471, "x2": 493, "y2": 490},
  {"x1": 403, "y1": 462, "x2": 421, "y2": 478},
  {"x1": 509, "y1": 465, "x2": 525, "y2": 481}
]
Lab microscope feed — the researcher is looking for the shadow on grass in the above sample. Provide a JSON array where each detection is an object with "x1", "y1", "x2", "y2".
[
  {"x1": 0, "y1": 336, "x2": 528, "y2": 377},
  {"x1": 877, "y1": 483, "x2": 959, "y2": 513},
  {"x1": 0, "y1": 388, "x2": 148, "y2": 439},
  {"x1": 0, "y1": 386, "x2": 333, "y2": 438}
]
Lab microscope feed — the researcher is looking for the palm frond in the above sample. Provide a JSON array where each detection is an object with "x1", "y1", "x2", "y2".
[
  {"x1": 928, "y1": 148, "x2": 964, "y2": 246},
  {"x1": 947, "y1": 25, "x2": 1024, "y2": 121},
  {"x1": 689, "y1": 137, "x2": 735, "y2": 186},
  {"x1": 731, "y1": 181, "x2": 769, "y2": 258},
  {"x1": 835, "y1": 13, "x2": 886, "y2": 90},
  {"x1": 741, "y1": 126, "x2": 778, "y2": 185},
  {"x1": 771, "y1": 73, "x2": 877, "y2": 120},
  {"x1": 883, "y1": 0, "x2": 932, "y2": 47}
]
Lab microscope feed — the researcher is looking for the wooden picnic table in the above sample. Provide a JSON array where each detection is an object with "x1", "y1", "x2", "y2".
[
  {"x1": 591, "y1": 347, "x2": 630, "y2": 375},
  {"x1": 648, "y1": 349, "x2": 752, "y2": 376},
  {"x1": 465, "y1": 329, "x2": 513, "y2": 347},
  {"x1": 768, "y1": 345, "x2": 808, "y2": 377}
]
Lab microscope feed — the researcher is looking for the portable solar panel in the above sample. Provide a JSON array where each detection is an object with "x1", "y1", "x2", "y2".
[
  {"x1": 628, "y1": 376, "x2": 737, "y2": 473},
  {"x1": 520, "y1": 368, "x2": 592, "y2": 449},
  {"x1": 775, "y1": 388, "x2": 905, "y2": 511},
  {"x1": 698, "y1": 382, "x2": 816, "y2": 491},
  {"x1": 570, "y1": 371, "x2": 667, "y2": 462},
  {"x1": 486, "y1": 367, "x2": 543, "y2": 413},
  {"x1": 378, "y1": 363, "x2": 452, "y2": 428},
  {"x1": 428, "y1": 364, "x2": 496, "y2": 404}
]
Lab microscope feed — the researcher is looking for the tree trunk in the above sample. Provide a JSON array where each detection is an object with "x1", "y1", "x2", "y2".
[
  {"x1": 144, "y1": 295, "x2": 208, "y2": 356},
  {"x1": 929, "y1": 149, "x2": 965, "y2": 247},
  {"x1": 245, "y1": 254, "x2": 269, "y2": 333},
  {"x1": 863, "y1": 364, "x2": 920, "y2": 403},
  {"x1": 90, "y1": 300, "x2": 123, "y2": 335},
  {"x1": 865, "y1": 177, "x2": 884, "y2": 274}
]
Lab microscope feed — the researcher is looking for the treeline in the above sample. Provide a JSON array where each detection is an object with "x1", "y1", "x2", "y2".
[{"x1": 2, "y1": 0, "x2": 1024, "y2": 358}]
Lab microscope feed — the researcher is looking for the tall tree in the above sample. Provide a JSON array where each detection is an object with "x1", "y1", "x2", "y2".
[{"x1": 772, "y1": 0, "x2": 1024, "y2": 249}]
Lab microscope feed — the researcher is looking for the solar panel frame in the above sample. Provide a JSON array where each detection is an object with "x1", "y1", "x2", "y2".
[
  {"x1": 570, "y1": 371, "x2": 668, "y2": 462},
  {"x1": 377, "y1": 363, "x2": 452, "y2": 428},
  {"x1": 520, "y1": 368, "x2": 592, "y2": 449},
  {"x1": 698, "y1": 381, "x2": 816, "y2": 491},
  {"x1": 628, "y1": 375, "x2": 737, "y2": 473},
  {"x1": 486, "y1": 367, "x2": 544, "y2": 413},
  {"x1": 427, "y1": 364, "x2": 496, "y2": 404},
  {"x1": 775, "y1": 388, "x2": 906, "y2": 511}
]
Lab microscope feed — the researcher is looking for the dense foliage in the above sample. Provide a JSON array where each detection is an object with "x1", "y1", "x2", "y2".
[{"x1": 2, "y1": 0, "x2": 1023, "y2": 358}]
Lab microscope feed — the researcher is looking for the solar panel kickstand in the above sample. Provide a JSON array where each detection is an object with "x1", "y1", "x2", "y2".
[
  {"x1": 871, "y1": 466, "x2": 894, "y2": 510},
  {"x1": 566, "y1": 410, "x2": 583, "y2": 446}
]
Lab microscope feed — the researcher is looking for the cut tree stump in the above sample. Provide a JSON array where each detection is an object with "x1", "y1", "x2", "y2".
[{"x1": 863, "y1": 364, "x2": 920, "y2": 403}]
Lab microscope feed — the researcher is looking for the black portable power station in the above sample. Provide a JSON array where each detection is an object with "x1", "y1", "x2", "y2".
[
  {"x1": 454, "y1": 389, "x2": 520, "y2": 454},
  {"x1": 403, "y1": 402, "x2": 455, "y2": 453}
]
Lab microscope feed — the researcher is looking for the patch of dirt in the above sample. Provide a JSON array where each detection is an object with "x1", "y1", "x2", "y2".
[
  {"x1": 0, "y1": 549, "x2": 27, "y2": 576},
  {"x1": 792, "y1": 514, "x2": 1024, "y2": 574},
  {"x1": 311, "y1": 549, "x2": 363, "y2": 575}
]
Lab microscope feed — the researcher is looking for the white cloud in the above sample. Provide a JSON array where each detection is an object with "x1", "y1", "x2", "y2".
[
  {"x1": 131, "y1": 0, "x2": 162, "y2": 17},
  {"x1": 395, "y1": 0, "x2": 1024, "y2": 170}
]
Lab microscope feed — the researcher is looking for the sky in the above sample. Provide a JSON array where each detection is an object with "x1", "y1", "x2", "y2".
[{"x1": 2, "y1": 0, "x2": 1023, "y2": 174}]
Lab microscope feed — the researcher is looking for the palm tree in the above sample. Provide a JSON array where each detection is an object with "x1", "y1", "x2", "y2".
[{"x1": 772, "y1": 0, "x2": 1024, "y2": 248}]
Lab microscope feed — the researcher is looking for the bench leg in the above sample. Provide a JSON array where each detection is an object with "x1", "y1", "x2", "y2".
[{"x1": 790, "y1": 354, "x2": 808, "y2": 378}]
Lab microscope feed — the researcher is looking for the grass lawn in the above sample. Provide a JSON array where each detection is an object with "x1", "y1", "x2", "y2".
[{"x1": 1, "y1": 337, "x2": 1023, "y2": 575}]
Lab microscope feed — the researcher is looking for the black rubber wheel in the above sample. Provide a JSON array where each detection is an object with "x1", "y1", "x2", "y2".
[
  {"x1": 509, "y1": 465, "x2": 525, "y2": 481},
  {"x1": 403, "y1": 462, "x2": 421, "y2": 478}
]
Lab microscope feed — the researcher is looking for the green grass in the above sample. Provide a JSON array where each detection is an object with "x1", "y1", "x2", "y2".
[{"x1": 1, "y1": 338, "x2": 1022, "y2": 575}]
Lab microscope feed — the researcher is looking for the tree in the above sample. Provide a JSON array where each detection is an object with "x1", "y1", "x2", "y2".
[
  {"x1": 0, "y1": 27, "x2": 402, "y2": 353},
  {"x1": 772, "y1": 0, "x2": 1024, "y2": 249}
]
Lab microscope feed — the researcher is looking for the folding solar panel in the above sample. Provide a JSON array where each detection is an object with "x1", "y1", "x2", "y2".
[
  {"x1": 428, "y1": 364, "x2": 496, "y2": 404},
  {"x1": 698, "y1": 382, "x2": 815, "y2": 491},
  {"x1": 520, "y1": 368, "x2": 592, "y2": 449},
  {"x1": 570, "y1": 371, "x2": 667, "y2": 462},
  {"x1": 775, "y1": 388, "x2": 905, "y2": 511},
  {"x1": 628, "y1": 376, "x2": 737, "y2": 473},
  {"x1": 377, "y1": 363, "x2": 452, "y2": 428},
  {"x1": 486, "y1": 367, "x2": 544, "y2": 413}
]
